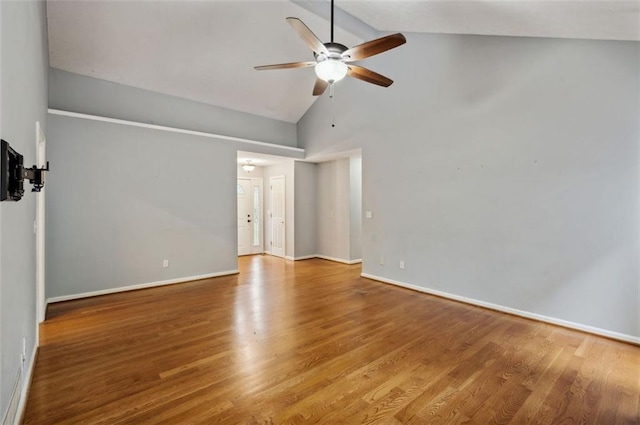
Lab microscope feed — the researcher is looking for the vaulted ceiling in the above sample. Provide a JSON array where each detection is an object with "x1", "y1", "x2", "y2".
[{"x1": 47, "y1": 0, "x2": 639, "y2": 124}]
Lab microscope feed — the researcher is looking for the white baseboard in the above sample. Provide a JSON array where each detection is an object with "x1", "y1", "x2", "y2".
[
  {"x1": 47, "y1": 270, "x2": 239, "y2": 304},
  {"x1": 14, "y1": 343, "x2": 38, "y2": 425},
  {"x1": 316, "y1": 255, "x2": 362, "y2": 265},
  {"x1": 286, "y1": 254, "x2": 362, "y2": 264},
  {"x1": 361, "y1": 273, "x2": 640, "y2": 346},
  {"x1": 292, "y1": 255, "x2": 317, "y2": 261}
]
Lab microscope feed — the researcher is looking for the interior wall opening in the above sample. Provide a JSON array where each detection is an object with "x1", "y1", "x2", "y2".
[{"x1": 237, "y1": 151, "x2": 295, "y2": 259}]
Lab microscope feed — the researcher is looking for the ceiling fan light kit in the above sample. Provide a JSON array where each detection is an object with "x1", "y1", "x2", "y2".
[
  {"x1": 255, "y1": 0, "x2": 406, "y2": 97},
  {"x1": 315, "y1": 59, "x2": 348, "y2": 83}
]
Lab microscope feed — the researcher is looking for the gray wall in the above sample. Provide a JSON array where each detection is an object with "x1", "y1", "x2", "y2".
[
  {"x1": 315, "y1": 158, "x2": 362, "y2": 262},
  {"x1": 0, "y1": 0, "x2": 49, "y2": 419},
  {"x1": 50, "y1": 68, "x2": 297, "y2": 148},
  {"x1": 46, "y1": 115, "x2": 238, "y2": 298},
  {"x1": 263, "y1": 161, "x2": 295, "y2": 258},
  {"x1": 46, "y1": 69, "x2": 308, "y2": 300},
  {"x1": 349, "y1": 157, "x2": 362, "y2": 261},
  {"x1": 317, "y1": 159, "x2": 352, "y2": 261},
  {"x1": 298, "y1": 34, "x2": 640, "y2": 338},
  {"x1": 294, "y1": 161, "x2": 317, "y2": 258}
]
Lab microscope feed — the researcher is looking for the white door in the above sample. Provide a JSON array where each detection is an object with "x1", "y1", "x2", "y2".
[
  {"x1": 35, "y1": 122, "x2": 46, "y2": 324},
  {"x1": 237, "y1": 179, "x2": 252, "y2": 256},
  {"x1": 270, "y1": 176, "x2": 285, "y2": 258}
]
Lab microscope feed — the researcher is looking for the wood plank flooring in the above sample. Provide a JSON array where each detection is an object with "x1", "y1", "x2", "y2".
[{"x1": 23, "y1": 255, "x2": 640, "y2": 424}]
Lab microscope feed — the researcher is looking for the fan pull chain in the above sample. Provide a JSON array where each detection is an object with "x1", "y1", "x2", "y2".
[{"x1": 330, "y1": 83, "x2": 336, "y2": 127}]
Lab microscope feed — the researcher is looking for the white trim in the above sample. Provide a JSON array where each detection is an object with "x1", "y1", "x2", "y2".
[
  {"x1": 292, "y1": 255, "x2": 317, "y2": 261},
  {"x1": 271, "y1": 253, "x2": 364, "y2": 264},
  {"x1": 47, "y1": 109, "x2": 305, "y2": 154},
  {"x1": 269, "y1": 175, "x2": 286, "y2": 258},
  {"x1": 317, "y1": 255, "x2": 362, "y2": 265},
  {"x1": 47, "y1": 270, "x2": 238, "y2": 304},
  {"x1": 361, "y1": 273, "x2": 640, "y2": 346},
  {"x1": 285, "y1": 254, "x2": 363, "y2": 264},
  {"x1": 14, "y1": 344, "x2": 38, "y2": 425},
  {"x1": 35, "y1": 121, "x2": 46, "y2": 327}
]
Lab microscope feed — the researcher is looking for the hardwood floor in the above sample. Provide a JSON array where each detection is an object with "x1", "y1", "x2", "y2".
[{"x1": 24, "y1": 255, "x2": 639, "y2": 424}]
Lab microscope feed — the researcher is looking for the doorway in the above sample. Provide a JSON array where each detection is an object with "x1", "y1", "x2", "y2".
[{"x1": 238, "y1": 151, "x2": 294, "y2": 259}]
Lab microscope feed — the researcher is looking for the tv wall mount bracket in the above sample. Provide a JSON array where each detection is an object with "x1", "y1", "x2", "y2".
[{"x1": 1, "y1": 139, "x2": 50, "y2": 201}]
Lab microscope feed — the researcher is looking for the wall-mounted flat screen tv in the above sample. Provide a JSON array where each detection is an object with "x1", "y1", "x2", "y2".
[{"x1": 1, "y1": 139, "x2": 25, "y2": 201}]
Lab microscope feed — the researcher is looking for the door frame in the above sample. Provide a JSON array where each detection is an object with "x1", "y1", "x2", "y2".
[
  {"x1": 36, "y1": 121, "x2": 46, "y2": 327},
  {"x1": 269, "y1": 175, "x2": 285, "y2": 258}
]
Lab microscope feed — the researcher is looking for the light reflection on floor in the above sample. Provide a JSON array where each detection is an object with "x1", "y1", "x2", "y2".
[
  {"x1": 230, "y1": 254, "x2": 360, "y2": 394},
  {"x1": 233, "y1": 255, "x2": 284, "y2": 388}
]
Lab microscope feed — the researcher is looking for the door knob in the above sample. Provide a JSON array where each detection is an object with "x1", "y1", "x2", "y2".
[{"x1": 248, "y1": 220, "x2": 252, "y2": 223}]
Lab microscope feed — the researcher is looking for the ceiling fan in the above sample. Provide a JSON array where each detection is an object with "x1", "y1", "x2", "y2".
[{"x1": 254, "y1": 0, "x2": 406, "y2": 96}]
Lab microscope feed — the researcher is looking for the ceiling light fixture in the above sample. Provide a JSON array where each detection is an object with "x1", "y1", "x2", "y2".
[
  {"x1": 242, "y1": 161, "x2": 255, "y2": 172},
  {"x1": 315, "y1": 59, "x2": 348, "y2": 83}
]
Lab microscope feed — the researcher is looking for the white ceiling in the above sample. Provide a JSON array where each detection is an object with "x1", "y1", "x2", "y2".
[
  {"x1": 47, "y1": 0, "x2": 363, "y2": 124},
  {"x1": 238, "y1": 151, "x2": 292, "y2": 167},
  {"x1": 340, "y1": 0, "x2": 640, "y2": 42},
  {"x1": 47, "y1": 1, "x2": 639, "y2": 124}
]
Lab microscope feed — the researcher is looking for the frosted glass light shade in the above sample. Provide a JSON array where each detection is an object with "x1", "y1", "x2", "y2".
[
  {"x1": 315, "y1": 60, "x2": 348, "y2": 83},
  {"x1": 242, "y1": 163, "x2": 255, "y2": 172}
]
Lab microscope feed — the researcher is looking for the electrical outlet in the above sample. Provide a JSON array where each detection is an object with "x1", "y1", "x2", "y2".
[
  {"x1": 380, "y1": 257, "x2": 384, "y2": 266},
  {"x1": 366, "y1": 211, "x2": 373, "y2": 219},
  {"x1": 399, "y1": 261, "x2": 405, "y2": 270},
  {"x1": 162, "y1": 260, "x2": 169, "y2": 268}
]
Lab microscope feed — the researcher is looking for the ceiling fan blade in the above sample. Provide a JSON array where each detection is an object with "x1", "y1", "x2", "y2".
[
  {"x1": 254, "y1": 61, "x2": 316, "y2": 71},
  {"x1": 286, "y1": 17, "x2": 329, "y2": 56},
  {"x1": 313, "y1": 78, "x2": 328, "y2": 96},
  {"x1": 341, "y1": 33, "x2": 406, "y2": 62},
  {"x1": 347, "y1": 65, "x2": 393, "y2": 87}
]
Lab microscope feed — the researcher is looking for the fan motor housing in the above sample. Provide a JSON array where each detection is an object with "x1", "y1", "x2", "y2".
[{"x1": 315, "y1": 42, "x2": 348, "y2": 61}]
